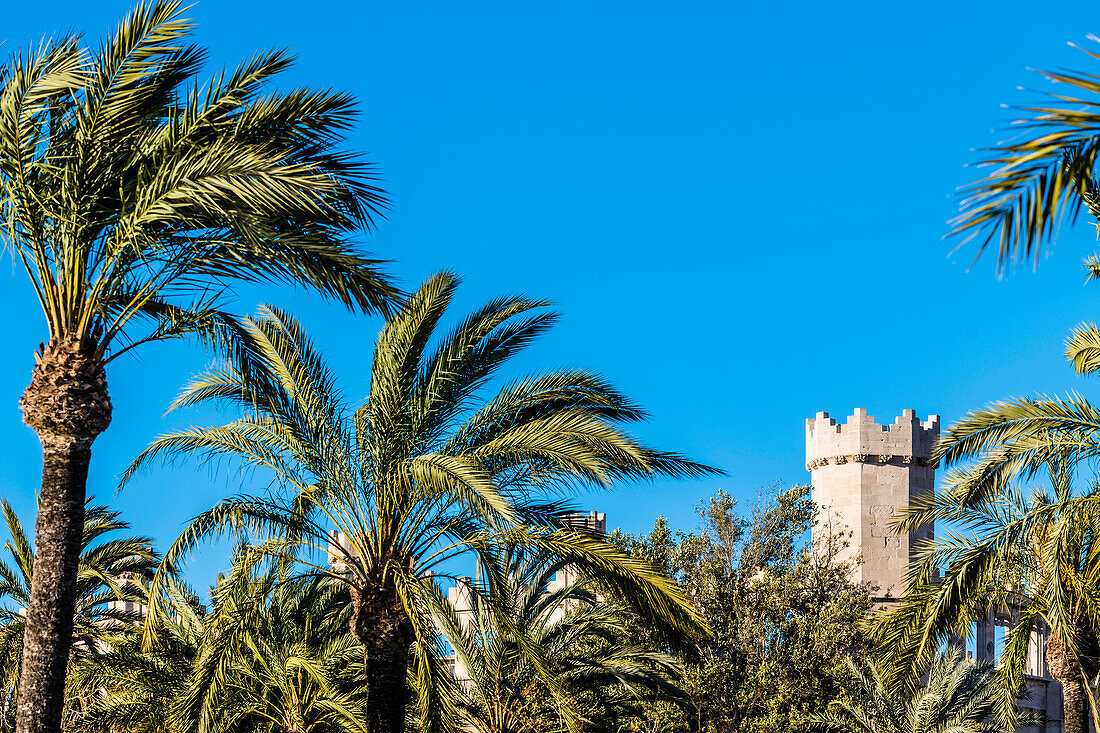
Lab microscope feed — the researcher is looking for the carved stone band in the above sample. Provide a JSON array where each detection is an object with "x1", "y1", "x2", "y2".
[{"x1": 805, "y1": 454, "x2": 929, "y2": 471}]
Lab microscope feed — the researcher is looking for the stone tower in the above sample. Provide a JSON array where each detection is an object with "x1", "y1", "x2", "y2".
[{"x1": 805, "y1": 408, "x2": 939, "y2": 599}]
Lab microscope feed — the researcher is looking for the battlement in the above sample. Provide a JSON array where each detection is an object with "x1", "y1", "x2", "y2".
[
  {"x1": 805, "y1": 408, "x2": 940, "y2": 470},
  {"x1": 558, "y1": 510, "x2": 607, "y2": 536}
]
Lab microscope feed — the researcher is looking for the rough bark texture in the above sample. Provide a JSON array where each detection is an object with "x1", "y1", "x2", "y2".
[
  {"x1": 1047, "y1": 632, "x2": 1090, "y2": 733},
  {"x1": 16, "y1": 336, "x2": 110, "y2": 733},
  {"x1": 349, "y1": 583, "x2": 415, "y2": 733}
]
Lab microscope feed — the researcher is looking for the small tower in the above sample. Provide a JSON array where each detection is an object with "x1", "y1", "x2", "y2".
[{"x1": 805, "y1": 408, "x2": 938, "y2": 599}]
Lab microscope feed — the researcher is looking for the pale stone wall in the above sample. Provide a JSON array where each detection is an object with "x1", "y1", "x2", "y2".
[
  {"x1": 805, "y1": 408, "x2": 938, "y2": 599},
  {"x1": 445, "y1": 577, "x2": 476, "y2": 686}
]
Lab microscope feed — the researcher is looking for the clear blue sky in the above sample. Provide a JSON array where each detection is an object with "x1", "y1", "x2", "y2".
[{"x1": 2, "y1": 0, "x2": 1100, "y2": 590}]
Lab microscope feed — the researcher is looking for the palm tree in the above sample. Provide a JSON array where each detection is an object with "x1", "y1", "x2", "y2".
[
  {"x1": 948, "y1": 40, "x2": 1100, "y2": 273},
  {"x1": 125, "y1": 272, "x2": 716, "y2": 733},
  {"x1": 178, "y1": 566, "x2": 366, "y2": 733},
  {"x1": 74, "y1": 564, "x2": 366, "y2": 733},
  {"x1": 69, "y1": 575, "x2": 203, "y2": 733},
  {"x1": 872, "y1": 421, "x2": 1100, "y2": 733},
  {"x1": 0, "y1": 500, "x2": 156, "y2": 730},
  {"x1": 808, "y1": 649, "x2": 999, "y2": 733},
  {"x1": 425, "y1": 549, "x2": 685, "y2": 733},
  {"x1": 0, "y1": 4, "x2": 397, "y2": 732}
]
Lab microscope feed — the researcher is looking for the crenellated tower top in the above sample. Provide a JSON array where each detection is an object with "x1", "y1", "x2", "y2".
[
  {"x1": 805, "y1": 408, "x2": 938, "y2": 600},
  {"x1": 805, "y1": 408, "x2": 939, "y2": 472}
]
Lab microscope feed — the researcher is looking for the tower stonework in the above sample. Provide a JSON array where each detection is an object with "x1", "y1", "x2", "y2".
[{"x1": 805, "y1": 408, "x2": 938, "y2": 599}]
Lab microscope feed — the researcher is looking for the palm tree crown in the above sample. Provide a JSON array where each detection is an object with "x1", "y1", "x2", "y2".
[
  {"x1": 949, "y1": 41, "x2": 1100, "y2": 274},
  {"x1": 127, "y1": 272, "x2": 716, "y2": 733},
  {"x1": 179, "y1": 568, "x2": 366, "y2": 733},
  {"x1": 73, "y1": 566, "x2": 366, "y2": 733},
  {"x1": 69, "y1": 575, "x2": 204, "y2": 733},
  {"x1": 1, "y1": 0, "x2": 394, "y2": 360},
  {"x1": 427, "y1": 549, "x2": 684, "y2": 733},
  {"x1": 874, "y1": 413, "x2": 1100, "y2": 733},
  {"x1": 809, "y1": 649, "x2": 998, "y2": 733}
]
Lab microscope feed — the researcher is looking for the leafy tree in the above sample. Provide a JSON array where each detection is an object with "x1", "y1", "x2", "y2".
[
  {"x1": 0, "y1": 500, "x2": 156, "y2": 732},
  {"x1": 424, "y1": 549, "x2": 684, "y2": 733},
  {"x1": 0, "y1": 3, "x2": 398, "y2": 732},
  {"x1": 125, "y1": 273, "x2": 716, "y2": 733},
  {"x1": 808, "y1": 649, "x2": 998, "y2": 733},
  {"x1": 614, "y1": 486, "x2": 873, "y2": 733}
]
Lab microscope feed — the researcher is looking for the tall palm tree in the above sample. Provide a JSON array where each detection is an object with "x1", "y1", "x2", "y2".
[
  {"x1": 0, "y1": 4, "x2": 397, "y2": 733},
  {"x1": 872, "y1": 420, "x2": 1100, "y2": 733},
  {"x1": 948, "y1": 41, "x2": 1100, "y2": 273},
  {"x1": 0, "y1": 500, "x2": 156, "y2": 730},
  {"x1": 425, "y1": 549, "x2": 685, "y2": 733},
  {"x1": 0, "y1": 2, "x2": 396, "y2": 726},
  {"x1": 808, "y1": 649, "x2": 999, "y2": 733},
  {"x1": 125, "y1": 273, "x2": 716, "y2": 733}
]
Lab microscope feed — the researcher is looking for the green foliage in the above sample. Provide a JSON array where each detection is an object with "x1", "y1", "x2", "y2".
[
  {"x1": 0, "y1": 0, "x2": 397, "y2": 359},
  {"x1": 916, "y1": 114, "x2": 1100, "y2": 728},
  {"x1": 612, "y1": 485, "x2": 873, "y2": 733},
  {"x1": 72, "y1": 564, "x2": 366, "y2": 733},
  {"x1": 126, "y1": 273, "x2": 716, "y2": 730},
  {"x1": 180, "y1": 568, "x2": 366, "y2": 733},
  {"x1": 948, "y1": 40, "x2": 1100, "y2": 274},
  {"x1": 422, "y1": 550, "x2": 684, "y2": 733},
  {"x1": 808, "y1": 649, "x2": 999, "y2": 733},
  {"x1": 876, "y1": 411, "x2": 1100, "y2": 730},
  {"x1": 68, "y1": 575, "x2": 204, "y2": 733}
]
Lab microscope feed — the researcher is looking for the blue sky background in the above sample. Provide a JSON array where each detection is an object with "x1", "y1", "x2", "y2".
[{"x1": 2, "y1": 0, "x2": 1100, "y2": 591}]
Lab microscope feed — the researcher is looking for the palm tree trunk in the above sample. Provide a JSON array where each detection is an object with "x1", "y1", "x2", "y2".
[
  {"x1": 1047, "y1": 631, "x2": 1091, "y2": 733},
  {"x1": 349, "y1": 584, "x2": 415, "y2": 733},
  {"x1": 15, "y1": 337, "x2": 110, "y2": 733}
]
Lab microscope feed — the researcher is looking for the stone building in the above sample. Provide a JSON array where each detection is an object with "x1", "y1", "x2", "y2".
[
  {"x1": 441, "y1": 510, "x2": 607, "y2": 685},
  {"x1": 805, "y1": 408, "x2": 938, "y2": 600},
  {"x1": 807, "y1": 408, "x2": 1059, "y2": 732}
]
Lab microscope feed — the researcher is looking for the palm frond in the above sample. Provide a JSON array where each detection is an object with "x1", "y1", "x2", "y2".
[{"x1": 948, "y1": 40, "x2": 1100, "y2": 273}]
